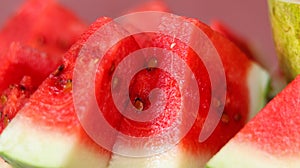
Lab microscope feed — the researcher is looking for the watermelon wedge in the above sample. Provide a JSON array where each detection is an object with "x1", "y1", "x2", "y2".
[
  {"x1": 0, "y1": 13, "x2": 269, "y2": 168},
  {"x1": 0, "y1": 0, "x2": 87, "y2": 58},
  {"x1": 0, "y1": 17, "x2": 141, "y2": 167},
  {"x1": 107, "y1": 16, "x2": 269, "y2": 168},
  {"x1": 0, "y1": 0, "x2": 87, "y2": 132},
  {"x1": 206, "y1": 75, "x2": 300, "y2": 168}
]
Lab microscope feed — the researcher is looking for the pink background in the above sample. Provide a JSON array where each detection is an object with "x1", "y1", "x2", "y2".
[{"x1": 0, "y1": 0, "x2": 277, "y2": 72}]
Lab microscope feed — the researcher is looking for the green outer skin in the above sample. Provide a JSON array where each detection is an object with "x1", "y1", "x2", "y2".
[{"x1": 268, "y1": 0, "x2": 300, "y2": 81}]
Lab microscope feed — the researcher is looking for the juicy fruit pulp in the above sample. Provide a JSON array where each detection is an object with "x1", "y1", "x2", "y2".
[
  {"x1": 0, "y1": 0, "x2": 86, "y2": 132},
  {"x1": 206, "y1": 75, "x2": 300, "y2": 168},
  {"x1": 268, "y1": 0, "x2": 300, "y2": 81},
  {"x1": 0, "y1": 2, "x2": 270, "y2": 168},
  {"x1": 107, "y1": 17, "x2": 269, "y2": 167},
  {"x1": 0, "y1": 17, "x2": 141, "y2": 168}
]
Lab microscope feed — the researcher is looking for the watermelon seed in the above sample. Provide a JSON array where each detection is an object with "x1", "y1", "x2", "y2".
[
  {"x1": 64, "y1": 79, "x2": 72, "y2": 92},
  {"x1": 147, "y1": 57, "x2": 158, "y2": 71},
  {"x1": 112, "y1": 77, "x2": 119, "y2": 89},
  {"x1": 221, "y1": 113, "x2": 230, "y2": 124},
  {"x1": 170, "y1": 42, "x2": 176, "y2": 49},
  {"x1": 1, "y1": 95, "x2": 7, "y2": 105},
  {"x1": 213, "y1": 98, "x2": 221, "y2": 108},
  {"x1": 134, "y1": 97, "x2": 144, "y2": 111},
  {"x1": 19, "y1": 85, "x2": 26, "y2": 91},
  {"x1": 53, "y1": 64, "x2": 65, "y2": 76},
  {"x1": 110, "y1": 64, "x2": 115, "y2": 73},
  {"x1": 234, "y1": 113, "x2": 242, "y2": 122},
  {"x1": 3, "y1": 114, "x2": 9, "y2": 127}
]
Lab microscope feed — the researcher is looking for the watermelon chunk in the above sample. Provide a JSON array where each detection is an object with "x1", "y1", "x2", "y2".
[
  {"x1": 0, "y1": 0, "x2": 87, "y2": 132},
  {"x1": 0, "y1": 13, "x2": 269, "y2": 168},
  {"x1": 107, "y1": 16, "x2": 269, "y2": 167},
  {"x1": 0, "y1": 17, "x2": 141, "y2": 168},
  {"x1": 206, "y1": 75, "x2": 300, "y2": 168},
  {"x1": 0, "y1": 0, "x2": 87, "y2": 58}
]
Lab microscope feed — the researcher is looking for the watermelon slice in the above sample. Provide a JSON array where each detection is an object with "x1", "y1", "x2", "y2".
[
  {"x1": 0, "y1": 0, "x2": 87, "y2": 132},
  {"x1": 0, "y1": 13, "x2": 269, "y2": 168},
  {"x1": 107, "y1": 16, "x2": 269, "y2": 167},
  {"x1": 0, "y1": 0, "x2": 87, "y2": 74},
  {"x1": 206, "y1": 75, "x2": 300, "y2": 168},
  {"x1": 0, "y1": 17, "x2": 141, "y2": 168}
]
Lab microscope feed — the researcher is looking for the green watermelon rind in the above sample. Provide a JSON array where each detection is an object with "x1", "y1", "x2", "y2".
[{"x1": 268, "y1": 0, "x2": 300, "y2": 81}]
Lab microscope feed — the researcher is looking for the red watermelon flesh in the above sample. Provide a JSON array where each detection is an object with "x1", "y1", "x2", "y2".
[
  {"x1": 108, "y1": 17, "x2": 267, "y2": 168},
  {"x1": 0, "y1": 17, "x2": 142, "y2": 168},
  {"x1": 0, "y1": 0, "x2": 87, "y2": 64},
  {"x1": 0, "y1": 42, "x2": 58, "y2": 93},
  {"x1": 207, "y1": 75, "x2": 300, "y2": 167},
  {"x1": 0, "y1": 76, "x2": 34, "y2": 133}
]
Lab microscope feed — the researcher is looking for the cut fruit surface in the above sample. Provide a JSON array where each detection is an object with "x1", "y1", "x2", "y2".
[
  {"x1": 206, "y1": 75, "x2": 300, "y2": 168},
  {"x1": 0, "y1": 0, "x2": 87, "y2": 66},
  {"x1": 0, "y1": 17, "x2": 140, "y2": 168},
  {"x1": 108, "y1": 16, "x2": 269, "y2": 168}
]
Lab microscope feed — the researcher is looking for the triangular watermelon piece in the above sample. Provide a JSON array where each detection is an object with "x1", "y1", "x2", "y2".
[
  {"x1": 0, "y1": 0, "x2": 87, "y2": 132},
  {"x1": 0, "y1": 17, "x2": 140, "y2": 168},
  {"x1": 108, "y1": 16, "x2": 269, "y2": 168},
  {"x1": 206, "y1": 75, "x2": 300, "y2": 168}
]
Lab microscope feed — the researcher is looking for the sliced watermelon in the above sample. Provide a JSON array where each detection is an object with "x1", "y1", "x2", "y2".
[
  {"x1": 0, "y1": 17, "x2": 141, "y2": 168},
  {"x1": 0, "y1": 0, "x2": 87, "y2": 132},
  {"x1": 206, "y1": 75, "x2": 300, "y2": 168},
  {"x1": 108, "y1": 17, "x2": 269, "y2": 168},
  {"x1": 0, "y1": 0, "x2": 87, "y2": 67}
]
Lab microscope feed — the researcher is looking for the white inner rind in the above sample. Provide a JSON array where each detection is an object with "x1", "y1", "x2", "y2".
[
  {"x1": 0, "y1": 115, "x2": 109, "y2": 168},
  {"x1": 247, "y1": 63, "x2": 270, "y2": 119},
  {"x1": 108, "y1": 146, "x2": 210, "y2": 168},
  {"x1": 206, "y1": 141, "x2": 300, "y2": 168}
]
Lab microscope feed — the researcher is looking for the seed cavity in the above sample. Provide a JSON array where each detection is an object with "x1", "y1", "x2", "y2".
[{"x1": 134, "y1": 97, "x2": 144, "y2": 111}]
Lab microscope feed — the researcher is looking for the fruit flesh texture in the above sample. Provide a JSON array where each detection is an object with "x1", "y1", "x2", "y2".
[
  {"x1": 0, "y1": 0, "x2": 87, "y2": 59},
  {"x1": 0, "y1": 0, "x2": 87, "y2": 92},
  {"x1": 206, "y1": 75, "x2": 300, "y2": 168},
  {"x1": 0, "y1": 17, "x2": 141, "y2": 168},
  {"x1": 108, "y1": 17, "x2": 261, "y2": 168},
  {"x1": 0, "y1": 0, "x2": 87, "y2": 133},
  {"x1": 269, "y1": 0, "x2": 300, "y2": 81},
  {"x1": 0, "y1": 76, "x2": 34, "y2": 133}
]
